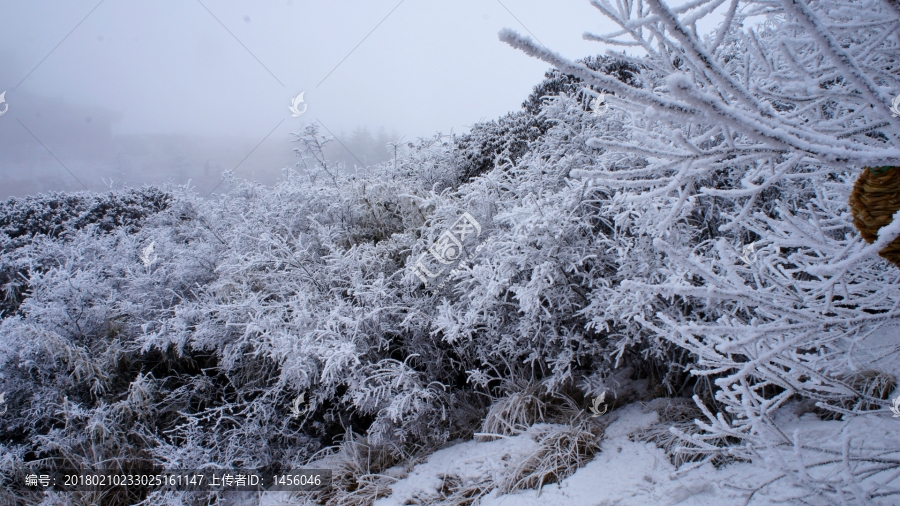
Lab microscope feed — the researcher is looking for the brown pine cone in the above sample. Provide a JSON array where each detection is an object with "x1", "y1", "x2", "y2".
[{"x1": 849, "y1": 166, "x2": 900, "y2": 266}]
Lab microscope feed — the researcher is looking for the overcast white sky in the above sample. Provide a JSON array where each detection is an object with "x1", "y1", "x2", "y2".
[
  {"x1": 0, "y1": 1, "x2": 732, "y2": 197},
  {"x1": 1, "y1": 0, "x2": 625, "y2": 141}
]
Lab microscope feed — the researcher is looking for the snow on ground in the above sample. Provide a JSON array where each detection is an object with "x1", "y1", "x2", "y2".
[
  {"x1": 373, "y1": 404, "x2": 753, "y2": 506},
  {"x1": 243, "y1": 397, "x2": 900, "y2": 505},
  {"x1": 252, "y1": 327, "x2": 900, "y2": 506},
  {"x1": 848, "y1": 321, "x2": 900, "y2": 380},
  {"x1": 372, "y1": 401, "x2": 900, "y2": 506}
]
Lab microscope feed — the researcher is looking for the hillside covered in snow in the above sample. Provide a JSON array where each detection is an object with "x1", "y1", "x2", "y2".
[{"x1": 2, "y1": 0, "x2": 900, "y2": 504}]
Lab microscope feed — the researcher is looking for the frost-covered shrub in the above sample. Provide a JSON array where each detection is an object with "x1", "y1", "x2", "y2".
[
  {"x1": 0, "y1": 187, "x2": 172, "y2": 242},
  {"x1": 453, "y1": 54, "x2": 644, "y2": 185},
  {"x1": 0, "y1": 187, "x2": 172, "y2": 319},
  {"x1": 0, "y1": 185, "x2": 233, "y2": 504},
  {"x1": 521, "y1": 55, "x2": 642, "y2": 116},
  {"x1": 452, "y1": 111, "x2": 547, "y2": 183},
  {"x1": 632, "y1": 397, "x2": 742, "y2": 469},
  {"x1": 6, "y1": 0, "x2": 899, "y2": 502},
  {"x1": 503, "y1": 0, "x2": 900, "y2": 500},
  {"x1": 0, "y1": 49, "x2": 693, "y2": 506}
]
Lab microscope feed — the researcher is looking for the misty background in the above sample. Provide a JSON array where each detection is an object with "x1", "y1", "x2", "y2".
[{"x1": 0, "y1": 0, "x2": 626, "y2": 199}]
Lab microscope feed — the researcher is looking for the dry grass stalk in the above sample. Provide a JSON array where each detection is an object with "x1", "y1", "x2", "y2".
[
  {"x1": 815, "y1": 369, "x2": 897, "y2": 420},
  {"x1": 430, "y1": 474, "x2": 495, "y2": 506},
  {"x1": 497, "y1": 420, "x2": 602, "y2": 495},
  {"x1": 632, "y1": 398, "x2": 741, "y2": 468},
  {"x1": 303, "y1": 433, "x2": 402, "y2": 506},
  {"x1": 478, "y1": 382, "x2": 581, "y2": 441}
]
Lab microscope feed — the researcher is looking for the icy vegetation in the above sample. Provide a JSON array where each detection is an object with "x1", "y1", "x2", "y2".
[{"x1": 2, "y1": 0, "x2": 900, "y2": 504}]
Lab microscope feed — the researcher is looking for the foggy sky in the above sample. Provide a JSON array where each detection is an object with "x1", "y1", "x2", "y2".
[
  {"x1": 3, "y1": 1, "x2": 616, "y2": 137},
  {"x1": 0, "y1": 1, "x2": 723, "y2": 197}
]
